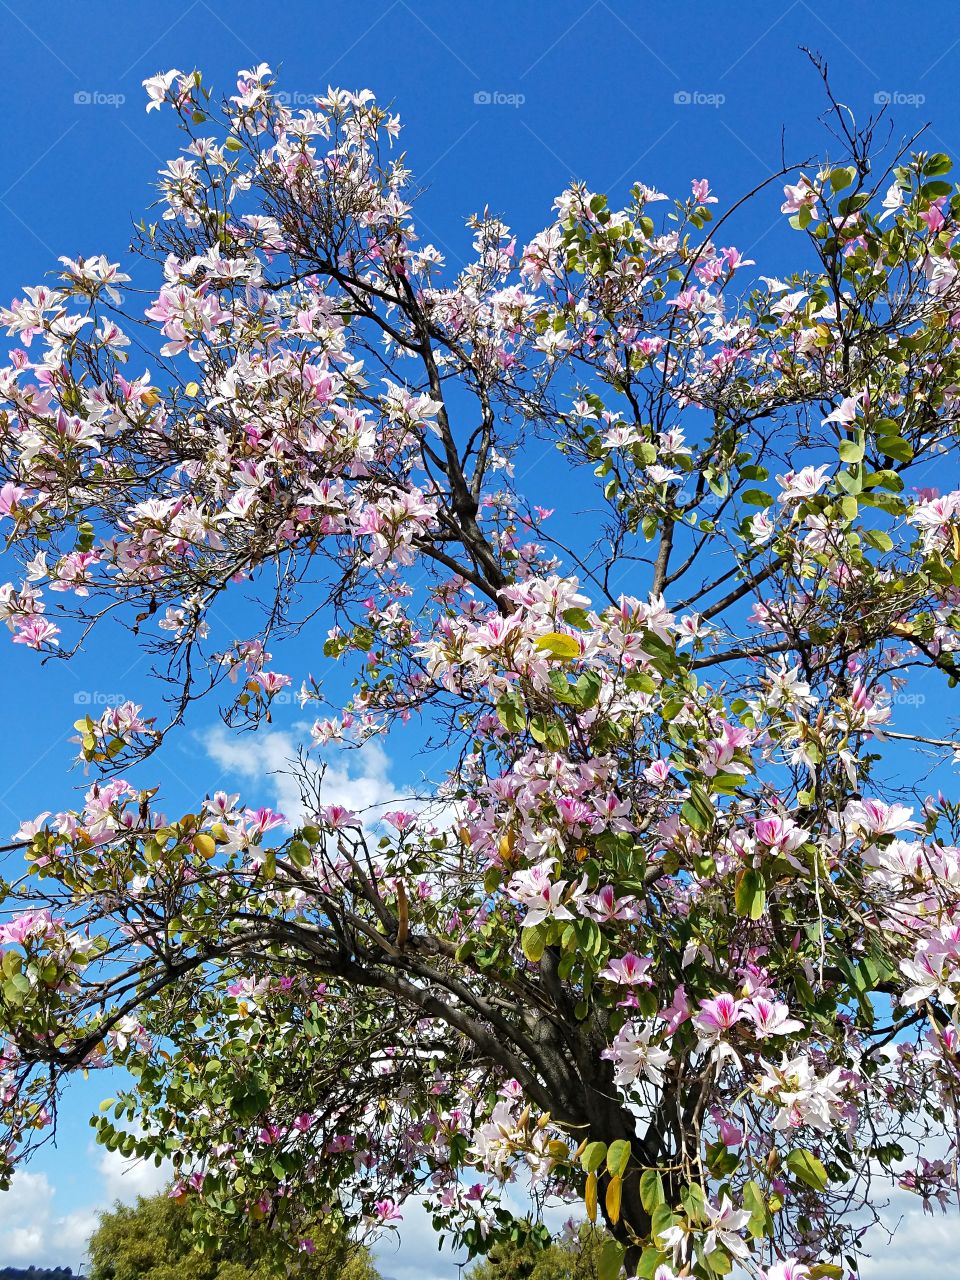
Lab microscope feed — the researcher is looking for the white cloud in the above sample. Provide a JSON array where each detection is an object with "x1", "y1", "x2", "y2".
[
  {"x1": 0, "y1": 1152, "x2": 171, "y2": 1270},
  {"x1": 96, "y1": 1144, "x2": 172, "y2": 1204},
  {"x1": 0, "y1": 1169, "x2": 98, "y2": 1268},
  {"x1": 373, "y1": 1196, "x2": 459, "y2": 1280},
  {"x1": 202, "y1": 727, "x2": 410, "y2": 827},
  {"x1": 858, "y1": 1192, "x2": 960, "y2": 1278}
]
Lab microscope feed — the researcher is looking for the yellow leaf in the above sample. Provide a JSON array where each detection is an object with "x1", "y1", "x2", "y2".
[
  {"x1": 184, "y1": 381, "x2": 200, "y2": 398},
  {"x1": 141, "y1": 388, "x2": 160, "y2": 408},
  {"x1": 585, "y1": 1171, "x2": 598, "y2": 1223},
  {"x1": 193, "y1": 834, "x2": 216, "y2": 860},
  {"x1": 605, "y1": 1173, "x2": 622, "y2": 1225},
  {"x1": 535, "y1": 631, "x2": 581, "y2": 660},
  {"x1": 498, "y1": 829, "x2": 516, "y2": 864}
]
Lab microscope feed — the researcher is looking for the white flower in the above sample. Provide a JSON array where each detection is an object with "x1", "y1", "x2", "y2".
[
  {"x1": 704, "y1": 1195, "x2": 752, "y2": 1260},
  {"x1": 757, "y1": 1052, "x2": 845, "y2": 1132},
  {"x1": 775, "y1": 464, "x2": 831, "y2": 502},
  {"x1": 506, "y1": 859, "x2": 586, "y2": 929},
  {"x1": 601, "y1": 1020, "x2": 670, "y2": 1087}
]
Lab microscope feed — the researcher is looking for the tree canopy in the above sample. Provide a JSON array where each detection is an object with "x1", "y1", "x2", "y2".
[
  {"x1": 86, "y1": 1188, "x2": 380, "y2": 1280},
  {"x1": 466, "y1": 1225, "x2": 607, "y2": 1280},
  {"x1": 1, "y1": 59, "x2": 960, "y2": 1280}
]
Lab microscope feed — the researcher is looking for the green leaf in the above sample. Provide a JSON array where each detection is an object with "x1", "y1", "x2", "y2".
[
  {"x1": 735, "y1": 867, "x2": 766, "y2": 919},
  {"x1": 606, "y1": 1139, "x2": 631, "y2": 1178},
  {"x1": 529, "y1": 714, "x2": 569, "y2": 751},
  {"x1": 681, "y1": 784, "x2": 714, "y2": 833},
  {"x1": 877, "y1": 434, "x2": 914, "y2": 464},
  {"x1": 581, "y1": 1141, "x2": 608, "y2": 1173},
  {"x1": 651, "y1": 1202, "x2": 675, "y2": 1244},
  {"x1": 639, "y1": 1168, "x2": 665, "y2": 1212},
  {"x1": 496, "y1": 692, "x2": 526, "y2": 734},
  {"x1": 741, "y1": 488, "x2": 774, "y2": 507},
  {"x1": 681, "y1": 1181, "x2": 707, "y2": 1223},
  {"x1": 838, "y1": 438, "x2": 864, "y2": 464},
  {"x1": 598, "y1": 1239, "x2": 625, "y2": 1280},
  {"x1": 925, "y1": 152, "x2": 953, "y2": 176},
  {"x1": 743, "y1": 1179, "x2": 771, "y2": 1238},
  {"x1": 829, "y1": 166, "x2": 856, "y2": 193},
  {"x1": 571, "y1": 670, "x2": 602, "y2": 710},
  {"x1": 483, "y1": 867, "x2": 502, "y2": 896},
  {"x1": 635, "y1": 1247, "x2": 669, "y2": 1279},
  {"x1": 521, "y1": 923, "x2": 548, "y2": 964},
  {"x1": 868, "y1": 468, "x2": 904, "y2": 493},
  {"x1": 705, "y1": 1248, "x2": 733, "y2": 1275},
  {"x1": 786, "y1": 1148, "x2": 829, "y2": 1190},
  {"x1": 563, "y1": 607, "x2": 592, "y2": 630},
  {"x1": 863, "y1": 529, "x2": 893, "y2": 553},
  {"x1": 288, "y1": 841, "x2": 311, "y2": 869}
]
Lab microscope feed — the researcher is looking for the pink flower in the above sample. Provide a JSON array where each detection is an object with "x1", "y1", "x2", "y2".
[
  {"x1": 753, "y1": 815, "x2": 808, "y2": 861},
  {"x1": 919, "y1": 197, "x2": 947, "y2": 234},
  {"x1": 693, "y1": 994, "x2": 744, "y2": 1048},
  {"x1": 781, "y1": 176, "x2": 819, "y2": 216},
  {"x1": 843, "y1": 798, "x2": 916, "y2": 836},
  {"x1": 821, "y1": 391, "x2": 863, "y2": 427},
  {"x1": 662, "y1": 984, "x2": 691, "y2": 1034},
  {"x1": 722, "y1": 246, "x2": 755, "y2": 270},
  {"x1": 747, "y1": 997, "x2": 804, "y2": 1038},
  {"x1": 507, "y1": 860, "x2": 586, "y2": 929},
  {"x1": 12, "y1": 617, "x2": 60, "y2": 649},
  {"x1": 317, "y1": 804, "x2": 358, "y2": 829},
  {"x1": 252, "y1": 671, "x2": 291, "y2": 697},
  {"x1": 373, "y1": 1197, "x2": 403, "y2": 1222},
  {"x1": 0, "y1": 482, "x2": 26, "y2": 518},
  {"x1": 244, "y1": 806, "x2": 286, "y2": 836},
  {"x1": 717, "y1": 1116, "x2": 744, "y2": 1147},
  {"x1": 0, "y1": 909, "x2": 55, "y2": 946},
  {"x1": 599, "y1": 953, "x2": 654, "y2": 986},
  {"x1": 765, "y1": 1262, "x2": 810, "y2": 1280},
  {"x1": 691, "y1": 178, "x2": 718, "y2": 205},
  {"x1": 555, "y1": 796, "x2": 592, "y2": 827},
  {"x1": 384, "y1": 809, "x2": 417, "y2": 831},
  {"x1": 585, "y1": 884, "x2": 637, "y2": 923},
  {"x1": 644, "y1": 759, "x2": 671, "y2": 786}
]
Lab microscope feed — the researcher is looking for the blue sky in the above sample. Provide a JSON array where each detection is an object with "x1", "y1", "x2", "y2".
[{"x1": 1, "y1": 1, "x2": 960, "y2": 1274}]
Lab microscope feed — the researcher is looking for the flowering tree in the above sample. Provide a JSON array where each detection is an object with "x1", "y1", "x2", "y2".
[{"x1": 2, "y1": 61, "x2": 960, "y2": 1280}]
